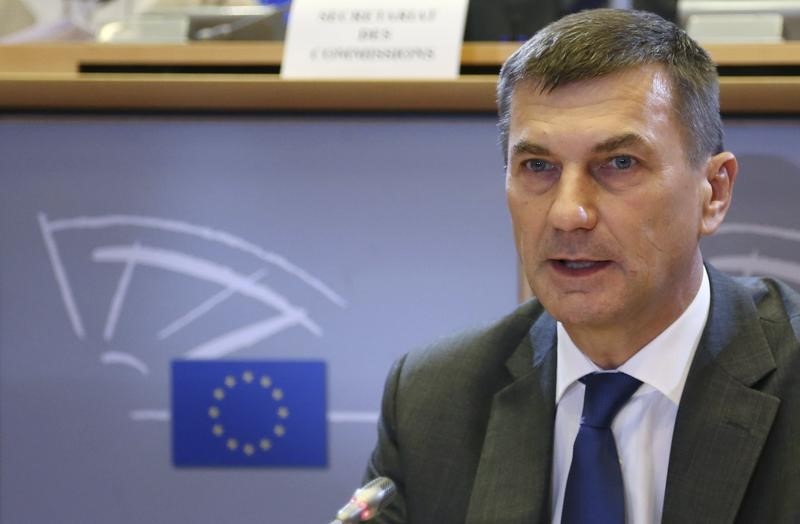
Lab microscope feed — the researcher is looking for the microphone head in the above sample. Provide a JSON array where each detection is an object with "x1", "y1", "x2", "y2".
[
  {"x1": 355, "y1": 477, "x2": 396, "y2": 516},
  {"x1": 336, "y1": 477, "x2": 397, "y2": 522}
]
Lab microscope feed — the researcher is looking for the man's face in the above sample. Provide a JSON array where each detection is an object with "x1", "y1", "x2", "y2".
[{"x1": 506, "y1": 66, "x2": 712, "y2": 334}]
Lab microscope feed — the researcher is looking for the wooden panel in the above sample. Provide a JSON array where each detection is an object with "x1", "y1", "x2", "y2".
[
  {"x1": 720, "y1": 77, "x2": 800, "y2": 112},
  {"x1": 0, "y1": 73, "x2": 499, "y2": 111},
  {"x1": 2, "y1": 42, "x2": 800, "y2": 74},
  {"x1": 704, "y1": 42, "x2": 800, "y2": 66},
  {"x1": 0, "y1": 42, "x2": 284, "y2": 73},
  {"x1": 1, "y1": 42, "x2": 799, "y2": 111},
  {"x1": 0, "y1": 73, "x2": 797, "y2": 112}
]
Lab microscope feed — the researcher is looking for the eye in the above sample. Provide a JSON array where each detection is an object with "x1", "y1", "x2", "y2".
[
  {"x1": 522, "y1": 159, "x2": 558, "y2": 173},
  {"x1": 605, "y1": 155, "x2": 637, "y2": 170}
]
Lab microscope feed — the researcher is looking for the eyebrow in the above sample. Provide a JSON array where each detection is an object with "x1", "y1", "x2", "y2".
[
  {"x1": 510, "y1": 133, "x2": 650, "y2": 158},
  {"x1": 510, "y1": 141, "x2": 552, "y2": 157},
  {"x1": 591, "y1": 133, "x2": 649, "y2": 154}
]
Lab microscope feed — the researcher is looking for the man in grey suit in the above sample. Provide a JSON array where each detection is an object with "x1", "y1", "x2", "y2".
[{"x1": 364, "y1": 8, "x2": 800, "y2": 524}]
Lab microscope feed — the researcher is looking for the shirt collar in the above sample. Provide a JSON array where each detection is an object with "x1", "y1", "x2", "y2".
[{"x1": 555, "y1": 266, "x2": 711, "y2": 405}]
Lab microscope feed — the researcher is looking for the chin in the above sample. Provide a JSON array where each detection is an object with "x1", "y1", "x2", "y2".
[
  {"x1": 541, "y1": 297, "x2": 617, "y2": 327},
  {"x1": 553, "y1": 309, "x2": 611, "y2": 327}
]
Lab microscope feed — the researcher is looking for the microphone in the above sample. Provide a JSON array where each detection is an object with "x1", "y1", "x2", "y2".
[{"x1": 329, "y1": 477, "x2": 397, "y2": 523}]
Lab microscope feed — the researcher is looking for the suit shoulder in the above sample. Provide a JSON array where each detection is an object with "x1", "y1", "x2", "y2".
[
  {"x1": 397, "y1": 300, "x2": 545, "y2": 391},
  {"x1": 733, "y1": 275, "x2": 800, "y2": 338}
]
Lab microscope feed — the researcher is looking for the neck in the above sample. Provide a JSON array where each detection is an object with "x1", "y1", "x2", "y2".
[{"x1": 565, "y1": 326, "x2": 656, "y2": 369}]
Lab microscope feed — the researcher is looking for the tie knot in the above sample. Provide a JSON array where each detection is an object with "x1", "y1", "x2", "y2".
[{"x1": 579, "y1": 372, "x2": 642, "y2": 428}]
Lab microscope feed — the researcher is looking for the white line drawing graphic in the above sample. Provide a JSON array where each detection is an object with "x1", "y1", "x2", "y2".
[
  {"x1": 38, "y1": 213, "x2": 349, "y2": 420},
  {"x1": 38, "y1": 214, "x2": 86, "y2": 339},
  {"x1": 710, "y1": 223, "x2": 800, "y2": 285},
  {"x1": 101, "y1": 351, "x2": 149, "y2": 375},
  {"x1": 38, "y1": 213, "x2": 346, "y2": 344},
  {"x1": 130, "y1": 410, "x2": 171, "y2": 422},
  {"x1": 158, "y1": 268, "x2": 269, "y2": 340},
  {"x1": 327, "y1": 411, "x2": 380, "y2": 424},
  {"x1": 718, "y1": 223, "x2": 800, "y2": 243},
  {"x1": 92, "y1": 244, "x2": 322, "y2": 357},
  {"x1": 104, "y1": 242, "x2": 140, "y2": 341}
]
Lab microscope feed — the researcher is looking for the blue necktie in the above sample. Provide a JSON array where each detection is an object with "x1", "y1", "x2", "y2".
[{"x1": 562, "y1": 372, "x2": 642, "y2": 524}]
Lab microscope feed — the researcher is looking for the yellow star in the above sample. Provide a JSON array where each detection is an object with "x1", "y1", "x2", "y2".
[
  {"x1": 260, "y1": 376, "x2": 272, "y2": 388},
  {"x1": 260, "y1": 438, "x2": 272, "y2": 451},
  {"x1": 213, "y1": 388, "x2": 225, "y2": 401},
  {"x1": 274, "y1": 424, "x2": 286, "y2": 437},
  {"x1": 243, "y1": 443, "x2": 255, "y2": 456},
  {"x1": 224, "y1": 375, "x2": 237, "y2": 388},
  {"x1": 277, "y1": 406, "x2": 289, "y2": 419},
  {"x1": 227, "y1": 438, "x2": 238, "y2": 451},
  {"x1": 272, "y1": 388, "x2": 284, "y2": 401},
  {"x1": 212, "y1": 424, "x2": 224, "y2": 437},
  {"x1": 208, "y1": 406, "x2": 220, "y2": 419},
  {"x1": 243, "y1": 371, "x2": 254, "y2": 383}
]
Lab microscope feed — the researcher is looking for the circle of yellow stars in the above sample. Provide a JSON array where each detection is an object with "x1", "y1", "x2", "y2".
[{"x1": 207, "y1": 369, "x2": 290, "y2": 457}]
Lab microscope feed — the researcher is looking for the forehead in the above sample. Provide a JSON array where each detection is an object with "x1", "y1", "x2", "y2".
[{"x1": 508, "y1": 66, "x2": 678, "y2": 144}]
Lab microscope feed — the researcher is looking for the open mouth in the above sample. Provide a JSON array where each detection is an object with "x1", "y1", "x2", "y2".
[
  {"x1": 551, "y1": 259, "x2": 611, "y2": 274},
  {"x1": 561, "y1": 260, "x2": 596, "y2": 270}
]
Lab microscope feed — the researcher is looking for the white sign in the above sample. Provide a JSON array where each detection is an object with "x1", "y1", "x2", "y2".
[{"x1": 281, "y1": 0, "x2": 469, "y2": 79}]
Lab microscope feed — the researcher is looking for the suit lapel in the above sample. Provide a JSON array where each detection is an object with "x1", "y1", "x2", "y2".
[
  {"x1": 662, "y1": 267, "x2": 780, "y2": 524},
  {"x1": 467, "y1": 313, "x2": 557, "y2": 524}
]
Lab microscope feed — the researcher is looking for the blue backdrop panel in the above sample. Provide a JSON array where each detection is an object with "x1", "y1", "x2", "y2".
[
  {"x1": 0, "y1": 114, "x2": 798, "y2": 523},
  {"x1": 0, "y1": 114, "x2": 515, "y2": 524}
]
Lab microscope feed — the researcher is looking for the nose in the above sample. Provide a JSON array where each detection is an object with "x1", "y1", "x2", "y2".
[{"x1": 547, "y1": 167, "x2": 597, "y2": 232}]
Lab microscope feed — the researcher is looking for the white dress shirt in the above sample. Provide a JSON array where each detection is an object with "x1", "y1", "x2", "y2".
[{"x1": 550, "y1": 267, "x2": 711, "y2": 524}]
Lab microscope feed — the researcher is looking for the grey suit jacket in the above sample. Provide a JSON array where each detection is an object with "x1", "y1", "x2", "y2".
[{"x1": 365, "y1": 265, "x2": 800, "y2": 523}]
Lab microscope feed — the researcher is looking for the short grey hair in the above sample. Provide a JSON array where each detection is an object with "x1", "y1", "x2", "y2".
[{"x1": 497, "y1": 9, "x2": 723, "y2": 167}]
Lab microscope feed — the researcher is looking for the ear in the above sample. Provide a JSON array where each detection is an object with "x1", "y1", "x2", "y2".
[{"x1": 700, "y1": 152, "x2": 738, "y2": 237}]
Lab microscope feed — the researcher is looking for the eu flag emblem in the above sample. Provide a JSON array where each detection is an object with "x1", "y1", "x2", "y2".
[{"x1": 171, "y1": 360, "x2": 327, "y2": 467}]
